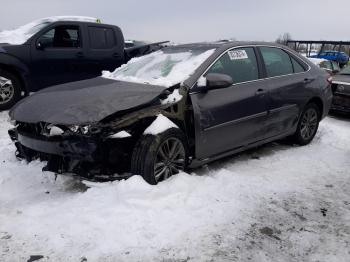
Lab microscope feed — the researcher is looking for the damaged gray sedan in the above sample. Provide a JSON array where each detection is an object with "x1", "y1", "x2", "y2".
[{"x1": 8, "y1": 42, "x2": 333, "y2": 184}]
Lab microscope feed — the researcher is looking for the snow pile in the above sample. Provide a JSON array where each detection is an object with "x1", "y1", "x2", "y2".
[
  {"x1": 103, "y1": 49, "x2": 215, "y2": 87},
  {"x1": 160, "y1": 89, "x2": 183, "y2": 105},
  {"x1": 48, "y1": 125, "x2": 64, "y2": 136},
  {"x1": 143, "y1": 114, "x2": 178, "y2": 135},
  {"x1": 108, "y1": 130, "x2": 132, "y2": 138},
  {"x1": 1, "y1": 111, "x2": 350, "y2": 261},
  {"x1": 0, "y1": 16, "x2": 98, "y2": 45}
]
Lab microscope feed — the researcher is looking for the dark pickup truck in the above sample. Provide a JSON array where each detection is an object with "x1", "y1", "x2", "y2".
[{"x1": 0, "y1": 16, "x2": 165, "y2": 110}]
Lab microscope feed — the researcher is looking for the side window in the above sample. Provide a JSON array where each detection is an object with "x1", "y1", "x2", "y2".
[
  {"x1": 320, "y1": 61, "x2": 332, "y2": 70},
  {"x1": 88, "y1": 27, "x2": 116, "y2": 49},
  {"x1": 38, "y1": 25, "x2": 80, "y2": 48},
  {"x1": 291, "y1": 57, "x2": 306, "y2": 73},
  {"x1": 260, "y1": 47, "x2": 293, "y2": 77},
  {"x1": 206, "y1": 47, "x2": 259, "y2": 84},
  {"x1": 332, "y1": 61, "x2": 340, "y2": 71}
]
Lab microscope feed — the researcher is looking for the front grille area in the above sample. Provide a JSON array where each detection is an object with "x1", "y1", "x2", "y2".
[
  {"x1": 17, "y1": 122, "x2": 70, "y2": 138},
  {"x1": 333, "y1": 95, "x2": 350, "y2": 108},
  {"x1": 333, "y1": 83, "x2": 350, "y2": 96},
  {"x1": 18, "y1": 122, "x2": 49, "y2": 136}
]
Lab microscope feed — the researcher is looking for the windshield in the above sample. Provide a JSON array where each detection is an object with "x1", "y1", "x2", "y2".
[
  {"x1": 339, "y1": 66, "x2": 350, "y2": 75},
  {"x1": 0, "y1": 16, "x2": 98, "y2": 45},
  {"x1": 0, "y1": 21, "x2": 50, "y2": 45},
  {"x1": 103, "y1": 47, "x2": 216, "y2": 87}
]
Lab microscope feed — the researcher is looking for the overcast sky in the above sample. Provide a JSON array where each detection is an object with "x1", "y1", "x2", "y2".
[{"x1": 0, "y1": 0, "x2": 349, "y2": 43}]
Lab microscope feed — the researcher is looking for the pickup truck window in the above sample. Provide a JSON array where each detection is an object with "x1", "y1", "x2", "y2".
[
  {"x1": 38, "y1": 25, "x2": 81, "y2": 48},
  {"x1": 88, "y1": 26, "x2": 115, "y2": 49}
]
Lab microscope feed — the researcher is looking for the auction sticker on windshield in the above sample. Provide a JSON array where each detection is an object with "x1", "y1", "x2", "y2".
[{"x1": 228, "y1": 50, "x2": 248, "y2": 60}]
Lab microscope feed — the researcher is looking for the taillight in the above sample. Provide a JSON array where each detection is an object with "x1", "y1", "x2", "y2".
[{"x1": 327, "y1": 76, "x2": 333, "y2": 85}]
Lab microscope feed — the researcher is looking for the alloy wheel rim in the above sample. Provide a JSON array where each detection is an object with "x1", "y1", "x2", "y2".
[
  {"x1": 0, "y1": 76, "x2": 14, "y2": 105},
  {"x1": 300, "y1": 108, "x2": 318, "y2": 140},
  {"x1": 154, "y1": 137, "x2": 185, "y2": 182}
]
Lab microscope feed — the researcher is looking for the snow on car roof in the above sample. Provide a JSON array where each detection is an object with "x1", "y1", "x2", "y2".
[{"x1": 0, "y1": 16, "x2": 99, "y2": 45}]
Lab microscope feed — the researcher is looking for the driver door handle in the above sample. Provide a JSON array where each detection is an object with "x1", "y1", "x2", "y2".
[
  {"x1": 304, "y1": 78, "x2": 315, "y2": 83},
  {"x1": 76, "y1": 52, "x2": 84, "y2": 58},
  {"x1": 255, "y1": 88, "x2": 268, "y2": 96}
]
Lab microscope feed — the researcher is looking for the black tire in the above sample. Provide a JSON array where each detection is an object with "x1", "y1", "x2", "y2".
[
  {"x1": 131, "y1": 128, "x2": 189, "y2": 185},
  {"x1": 292, "y1": 102, "x2": 320, "y2": 145},
  {"x1": 0, "y1": 70, "x2": 22, "y2": 111}
]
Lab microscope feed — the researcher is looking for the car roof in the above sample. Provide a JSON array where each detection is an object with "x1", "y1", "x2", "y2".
[
  {"x1": 170, "y1": 41, "x2": 287, "y2": 50},
  {"x1": 179, "y1": 41, "x2": 310, "y2": 88}
]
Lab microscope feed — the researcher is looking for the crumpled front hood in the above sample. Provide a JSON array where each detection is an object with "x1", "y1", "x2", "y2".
[{"x1": 10, "y1": 77, "x2": 167, "y2": 125}]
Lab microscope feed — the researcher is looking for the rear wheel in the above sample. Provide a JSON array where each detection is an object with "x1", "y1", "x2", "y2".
[
  {"x1": 0, "y1": 70, "x2": 22, "y2": 111},
  {"x1": 131, "y1": 128, "x2": 188, "y2": 185},
  {"x1": 292, "y1": 103, "x2": 320, "y2": 145}
]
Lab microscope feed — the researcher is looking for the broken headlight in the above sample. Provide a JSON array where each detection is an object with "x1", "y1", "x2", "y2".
[
  {"x1": 7, "y1": 118, "x2": 17, "y2": 127},
  {"x1": 68, "y1": 125, "x2": 101, "y2": 135}
]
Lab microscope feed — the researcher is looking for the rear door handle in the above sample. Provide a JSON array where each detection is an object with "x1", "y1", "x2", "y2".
[
  {"x1": 76, "y1": 52, "x2": 84, "y2": 58},
  {"x1": 255, "y1": 88, "x2": 268, "y2": 95},
  {"x1": 304, "y1": 78, "x2": 315, "y2": 83}
]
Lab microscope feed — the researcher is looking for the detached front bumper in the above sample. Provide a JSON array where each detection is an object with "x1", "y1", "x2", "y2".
[
  {"x1": 9, "y1": 129, "x2": 98, "y2": 161},
  {"x1": 8, "y1": 127, "x2": 133, "y2": 181},
  {"x1": 8, "y1": 128, "x2": 106, "y2": 180}
]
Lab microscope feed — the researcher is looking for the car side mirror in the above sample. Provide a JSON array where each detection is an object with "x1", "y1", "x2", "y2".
[{"x1": 205, "y1": 73, "x2": 233, "y2": 91}]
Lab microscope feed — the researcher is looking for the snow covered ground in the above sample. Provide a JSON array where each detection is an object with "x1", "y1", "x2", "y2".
[{"x1": 0, "y1": 111, "x2": 349, "y2": 262}]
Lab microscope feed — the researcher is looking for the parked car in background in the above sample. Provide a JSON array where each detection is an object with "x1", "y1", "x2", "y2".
[
  {"x1": 124, "y1": 40, "x2": 169, "y2": 61},
  {"x1": 330, "y1": 66, "x2": 350, "y2": 113},
  {"x1": 0, "y1": 16, "x2": 165, "y2": 110},
  {"x1": 8, "y1": 42, "x2": 333, "y2": 184},
  {"x1": 310, "y1": 50, "x2": 349, "y2": 67},
  {"x1": 125, "y1": 40, "x2": 147, "y2": 48},
  {"x1": 308, "y1": 57, "x2": 340, "y2": 75}
]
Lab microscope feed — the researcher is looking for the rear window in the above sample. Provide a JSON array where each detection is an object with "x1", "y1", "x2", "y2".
[
  {"x1": 332, "y1": 61, "x2": 340, "y2": 71},
  {"x1": 88, "y1": 26, "x2": 115, "y2": 49},
  {"x1": 320, "y1": 61, "x2": 332, "y2": 70},
  {"x1": 291, "y1": 57, "x2": 306, "y2": 73}
]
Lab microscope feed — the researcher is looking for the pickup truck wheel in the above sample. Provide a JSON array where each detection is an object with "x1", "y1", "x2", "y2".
[
  {"x1": 0, "y1": 70, "x2": 22, "y2": 110},
  {"x1": 131, "y1": 128, "x2": 188, "y2": 185},
  {"x1": 292, "y1": 102, "x2": 320, "y2": 145}
]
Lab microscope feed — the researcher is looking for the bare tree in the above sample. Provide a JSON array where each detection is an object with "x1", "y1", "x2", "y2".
[{"x1": 275, "y1": 33, "x2": 292, "y2": 46}]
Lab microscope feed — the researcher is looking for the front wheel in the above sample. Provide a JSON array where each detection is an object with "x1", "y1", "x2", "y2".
[
  {"x1": 131, "y1": 128, "x2": 189, "y2": 185},
  {"x1": 292, "y1": 103, "x2": 320, "y2": 145},
  {"x1": 0, "y1": 70, "x2": 22, "y2": 111}
]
